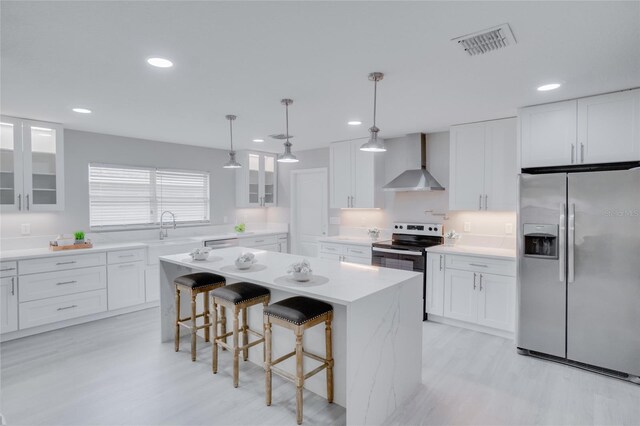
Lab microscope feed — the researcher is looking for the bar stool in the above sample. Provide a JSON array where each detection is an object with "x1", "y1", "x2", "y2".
[
  {"x1": 263, "y1": 296, "x2": 334, "y2": 425},
  {"x1": 174, "y1": 272, "x2": 226, "y2": 361},
  {"x1": 211, "y1": 282, "x2": 271, "y2": 387}
]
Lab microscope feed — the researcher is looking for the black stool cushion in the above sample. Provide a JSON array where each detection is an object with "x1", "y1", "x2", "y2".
[
  {"x1": 211, "y1": 282, "x2": 270, "y2": 305},
  {"x1": 264, "y1": 296, "x2": 333, "y2": 325},
  {"x1": 174, "y1": 272, "x2": 225, "y2": 289}
]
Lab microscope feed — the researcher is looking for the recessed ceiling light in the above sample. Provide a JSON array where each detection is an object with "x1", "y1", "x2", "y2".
[
  {"x1": 252, "y1": 139, "x2": 264, "y2": 143},
  {"x1": 147, "y1": 57, "x2": 173, "y2": 68},
  {"x1": 537, "y1": 83, "x2": 561, "y2": 92},
  {"x1": 348, "y1": 121, "x2": 362, "y2": 126},
  {"x1": 72, "y1": 108, "x2": 92, "y2": 114}
]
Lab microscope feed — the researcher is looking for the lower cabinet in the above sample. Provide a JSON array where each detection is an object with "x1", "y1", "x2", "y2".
[
  {"x1": 144, "y1": 266, "x2": 160, "y2": 303},
  {"x1": 319, "y1": 253, "x2": 341, "y2": 262},
  {"x1": 427, "y1": 252, "x2": 515, "y2": 334},
  {"x1": 19, "y1": 289, "x2": 107, "y2": 329},
  {"x1": 0, "y1": 276, "x2": 18, "y2": 333},
  {"x1": 107, "y1": 261, "x2": 146, "y2": 310},
  {"x1": 318, "y1": 241, "x2": 372, "y2": 265}
]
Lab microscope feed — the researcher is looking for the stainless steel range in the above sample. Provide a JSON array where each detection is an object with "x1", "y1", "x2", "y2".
[{"x1": 372, "y1": 222, "x2": 443, "y2": 320}]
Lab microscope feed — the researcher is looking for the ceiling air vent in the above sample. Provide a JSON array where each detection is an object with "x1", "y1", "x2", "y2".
[{"x1": 452, "y1": 23, "x2": 516, "y2": 56}]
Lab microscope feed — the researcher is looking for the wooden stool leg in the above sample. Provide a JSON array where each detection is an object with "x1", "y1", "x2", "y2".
[
  {"x1": 295, "y1": 328, "x2": 304, "y2": 425},
  {"x1": 232, "y1": 307, "x2": 240, "y2": 388},
  {"x1": 203, "y1": 290, "x2": 210, "y2": 343},
  {"x1": 264, "y1": 315, "x2": 272, "y2": 406},
  {"x1": 191, "y1": 291, "x2": 197, "y2": 362},
  {"x1": 242, "y1": 307, "x2": 249, "y2": 361},
  {"x1": 212, "y1": 299, "x2": 219, "y2": 374},
  {"x1": 174, "y1": 287, "x2": 181, "y2": 352},
  {"x1": 326, "y1": 318, "x2": 334, "y2": 403},
  {"x1": 220, "y1": 305, "x2": 227, "y2": 351}
]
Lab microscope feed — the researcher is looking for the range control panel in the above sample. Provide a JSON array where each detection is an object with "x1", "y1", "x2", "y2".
[{"x1": 392, "y1": 222, "x2": 444, "y2": 236}]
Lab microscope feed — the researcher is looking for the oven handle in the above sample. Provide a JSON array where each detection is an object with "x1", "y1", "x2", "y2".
[{"x1": 372, "y1": 247, "x2": 424, "y2": 256}]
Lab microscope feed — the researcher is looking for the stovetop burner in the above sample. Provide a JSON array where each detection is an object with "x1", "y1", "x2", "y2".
[{"x1": 372, "y1": 222, "x2": 444, "y2": 252}]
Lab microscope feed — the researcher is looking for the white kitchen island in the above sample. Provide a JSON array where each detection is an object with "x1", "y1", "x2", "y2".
[{"x1": 159, "y1": 247, "x2": 422, "y2": 425}]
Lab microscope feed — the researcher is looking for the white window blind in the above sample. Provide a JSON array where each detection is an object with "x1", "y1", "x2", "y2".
[{"x1": 89, "y1": 164, "x2": 210, "y2": 229}]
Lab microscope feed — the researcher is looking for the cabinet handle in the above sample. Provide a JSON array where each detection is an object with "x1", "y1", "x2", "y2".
[
  {"x1": 479, "y1": 195, "x2": 482, "y2": 210},
  {"x1": 118, "y1": 263, "x2": 136, "y2": 268},
  {"x1": 254, "y1": 240, "x2": 264, "y2": 243},
  {"x1": 580, "y1": 143, "x2": 585, "y2": 163},
  {"x1": 56, "y1": 261, "x2": 77, "y2": 265},
  {"x1": 469, "y1": 263, "x2": 488, "y2": 268},
  {"x1": 118, "y1": 254, "x2": 135, "y2": 258},
  {"x1": 571, "y1": 144, "x2": 575, "y2": 164},
  {"x1": 26, "y1": 194, "x2": 30, "y2": 210},
  {"x1": 484, "y1": 195, "x2": 488, "y2": 210},
  {"x1": 351, "y1": 250, "x2": 363, "y2": 254},
  {"x1": 439, "y1": 255, "x2": 443, "y2": 271},
  {"x1": 17, "y1": 194, "x2": 21, "y2": 211},
  {"x1": 473, "y1": 272, "x2": 477, "y2": 290},
  {"x1": 479, "y1": 274, "x2": 483, "y2": 291},
  {"x1": 0, "y1": 267, "x2": 16, "y2": 272},
  {"x1": 56, "y1": 280, "x2": 77, "y2": 286},
  {"x1": 57, "y1": 305, "x2": 78, "y2": 311},
  {"x1": 11, "y1": 277, "x2": 15, "y2": 296}
]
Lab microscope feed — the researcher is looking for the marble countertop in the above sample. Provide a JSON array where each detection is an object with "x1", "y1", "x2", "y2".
[
  {"x1": 316, "y1": 236, "x2": 376, "y2": 247},
  {"x1": 160, "y1": 246, "x2": 420, "y2": 305},
  {"x1": 425, "y1": 244, "x2": 516, "y2": 260},
  {"x1": 0, "y1": 230, "x2": 288, "y2": 261}
]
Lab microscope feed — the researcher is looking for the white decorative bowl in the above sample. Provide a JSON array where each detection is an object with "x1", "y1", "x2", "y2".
[
  {"x1": 190, "y1": 252, "x2": 210, "y2": 261},
  {"x1": 292, "y1": 271, "x2": 312, "y2": 282},
  {"x1": 235, "y1": 259, "x2": 254, "y2": 270}
]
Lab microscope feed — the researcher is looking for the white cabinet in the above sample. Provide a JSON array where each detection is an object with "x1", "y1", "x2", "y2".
[
  {"x1": 107, "y1": 261, "x2": 146, "y2": 310},
  {"x1": 449, "y1": 118, "x2": 517, "y2": 211},
  {"x1": 19, "y1": 289, "x2": 107, "y2": 330},
  {"x1": 145, "y1": 266, "x2": 160, "y2": 302},
  {"x1": 0, "y1": 276, "x2": 18, "y2": 333},
  {"x1": 577, "y1": 90, "x2": 640, "y2": 164},
  {"x1": 520, "y1": 89, "x2": 640, "y2": 168},
  {"x1": 425, "y1": 253, "x2": 444, "y2": 316},
  {"x1": 0, "y1": 116, "x2": 64, "y2": 211},
  {"x1": 318, "y1": 240, "x2": 372, "y2": 264},
  {"x1": 276, "y1": 234, "x2": 288, "y2": 253},
  {"x1": 330, "y1": 139, "x2": 384, "y2": 209},
  {"x1": 476, "y1": 272, "x2": 514, "y2": 331},
  {"x1": 235, "y1": 151, "x2": 277, "y2": 208},
  {"x1": 443, "y1": 269, "x2": 478, "y2": 323}
]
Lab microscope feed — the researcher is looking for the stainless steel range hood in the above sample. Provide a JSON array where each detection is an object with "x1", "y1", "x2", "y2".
[{"x1": 383, "y1": 133, "x2": 445, "y2": 191}]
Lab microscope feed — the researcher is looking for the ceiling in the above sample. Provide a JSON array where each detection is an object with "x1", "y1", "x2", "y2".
[{"x1": 2, "y1": 1, "x2": 639, "y2": 153}]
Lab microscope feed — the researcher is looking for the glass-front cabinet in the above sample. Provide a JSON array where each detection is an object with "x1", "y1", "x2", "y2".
[
  {"x1": 0, "y1": 116, "x2": 64, "y2": 212},
  {"x1": 235, "y1": 151, "x2": 277, "y2": 208}
]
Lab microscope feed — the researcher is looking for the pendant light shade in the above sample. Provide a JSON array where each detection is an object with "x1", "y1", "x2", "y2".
[
  {"x1": 277, "y1": 98, "x2": 299, "y2": 163},
  {"x1": 360, "y1": 72, "x2": 387, "y2": 152},
  {"x1": 223, "y1": 114, "x2": 242, "y2": 169}
]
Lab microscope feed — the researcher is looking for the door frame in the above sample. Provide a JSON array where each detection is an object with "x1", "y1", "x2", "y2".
[{"x1": 290, "y1": 168, "x2": 328, "y2": 256}]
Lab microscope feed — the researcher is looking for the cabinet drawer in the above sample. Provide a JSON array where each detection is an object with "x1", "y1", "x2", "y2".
[
  {"x1": 19, "y1": 252, "x2": 106, "y2": 275},
  {"x1": 108, "y1": 248, "x2": 146, "y2": 264},
  {"x1": 19, "y1": 289, "x2": 107, "y2": 329},
  {"x1": 277, "y1": 234, "x2": 288, "y2": 240},
  {"x1": 107, "y1": 261, "x2": 146, "y2": 310},
  {"x1": 0, "y1": 261, "x2": 18, "y2": 277},
  {"x1": 319, "y1": 243, "x2": 345, "y2": 255},
  {"x1": 19, "y1": 266, "x2": 107, "y2": 302},
  {"x1": 445, "y1": 255, "x2": 516, "y2": 277},
  {"x1": 241, "y1": 235, "x2": 277, "y2": 247},
  {"x1": 346, "y1": 246, "x2": 371, "y2": 259}
]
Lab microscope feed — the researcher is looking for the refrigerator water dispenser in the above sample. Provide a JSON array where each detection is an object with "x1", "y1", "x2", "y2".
[{"x1": 523, "y1": 224, "x2": 558, "y2": 259}]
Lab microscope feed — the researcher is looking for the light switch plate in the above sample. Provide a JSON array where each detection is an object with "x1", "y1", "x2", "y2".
[
  {"x1": 329, "y1": 216, "x2": 341, "y2": 225},
  {"x1": 463, "y1": 222, "x2": 471, "y2": 232},
  {"x1": 21, "y1": 223, "x2": 31, "y2": 235},
  {"x1": 223, "y1": 216, "x2": 228, "y2": 224},
  {"x1": 505, "y1": 223, "x2": 513, "y2": 235}
]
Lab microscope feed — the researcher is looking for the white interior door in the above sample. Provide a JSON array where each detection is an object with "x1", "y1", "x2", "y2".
[{"x1": 291, "y1": 168, "x2": 328, "y2": 257}]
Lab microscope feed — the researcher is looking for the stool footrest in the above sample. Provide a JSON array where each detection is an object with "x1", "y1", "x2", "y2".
[
  {"x1": 271, "y1": 350, "x2": 296, "y2": 366},
  {"x1": 304, "y1": 363, "x2": 328, "y2": 381},
  {"x1": 271, "y1": 366, "x2": 296, "y2": 382},
  {"x1": 177, "y1": 321, "x2": 213, "y2": 331}
]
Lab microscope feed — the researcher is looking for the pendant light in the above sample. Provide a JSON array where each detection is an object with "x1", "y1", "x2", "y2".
[
  {"x1": 277, "y1": 98, "x2": 299, "y2": 163},
  {"x1": 360, "y1": 72, "x2": 386, "y2": 152},
  {"x1": 223, "y1": 114, "x2": 242, "y2": 169}
]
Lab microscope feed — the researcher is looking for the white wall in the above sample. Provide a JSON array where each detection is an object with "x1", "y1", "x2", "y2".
[{"x1": 0, "y1": 129, "x2": 266, "y2": 239}]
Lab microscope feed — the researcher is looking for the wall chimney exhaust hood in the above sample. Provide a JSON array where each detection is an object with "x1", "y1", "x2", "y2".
[{"x1": 383, "y1": 133, "x2": 445, "y2": 192}]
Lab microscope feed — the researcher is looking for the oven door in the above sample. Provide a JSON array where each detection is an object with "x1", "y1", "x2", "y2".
[{"x1": 371, "y1": 247, "x2": 425, "y2": 272}]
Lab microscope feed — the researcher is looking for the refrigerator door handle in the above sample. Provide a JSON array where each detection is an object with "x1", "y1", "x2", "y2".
[
  {"x1": 568, "y1": 203, "x2": 575, "y2": 283},
  {"x1": 559, "y1": 203, "x2": 566, "y2": 282},
  {"x1": 571, "y1": 144, "x2": 575, "y2": 164}
]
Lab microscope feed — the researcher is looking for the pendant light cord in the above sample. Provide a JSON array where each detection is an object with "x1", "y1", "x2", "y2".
[
  {"x1": 229, "y1": 118, "x2": 234, "y2": 151},
  {"x1": 285, "y1": 101, "x2": 290, "y2": 143},
  {"x1": 372, "y1": 78, "x2": 377, "y2": 129}
]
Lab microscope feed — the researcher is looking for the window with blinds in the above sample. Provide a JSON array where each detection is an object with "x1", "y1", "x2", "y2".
[{"x1": 89, "y1": 164, "x2": 210, "y2": 229}]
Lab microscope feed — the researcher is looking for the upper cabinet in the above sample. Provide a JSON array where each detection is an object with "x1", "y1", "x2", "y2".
[
  {"x1": 1, "y1": 116, "x2": 65, "y2": 212},
  {"x1": 329, "y1": 139, "x2": 384, "y2": 209},
  {"x1": 449, "y1": 118, "x2": 517, "y2": 211},
  {"x1": 235, "y1": 151, "x2": 277, "y2": 208},
  {"x1": 520, "y1": 89, "x2": 640, "y2": 168}
]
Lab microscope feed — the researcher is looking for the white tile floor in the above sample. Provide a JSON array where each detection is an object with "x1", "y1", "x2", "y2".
[{"x1": 1, "y1": 307, "x2": 638, "y2": 425}]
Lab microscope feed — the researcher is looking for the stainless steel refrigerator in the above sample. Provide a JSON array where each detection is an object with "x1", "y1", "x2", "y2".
[{"x1": 517, "y1": 168, "x2": 640, "y2": 382}]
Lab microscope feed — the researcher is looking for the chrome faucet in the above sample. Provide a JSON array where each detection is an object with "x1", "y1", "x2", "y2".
[{"x1": 160, "y1": 211, "x2": 176, "y2": 240}]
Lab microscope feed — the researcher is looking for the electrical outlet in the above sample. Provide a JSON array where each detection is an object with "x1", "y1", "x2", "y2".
[
  {"x1": 505, "y1": 223, "x2": 513, "y2": 235},
  {"x1": 21, "y1": 223, "x2": 31, "y2": 235},
  {"x1": 464, "y1": 222, "x2": 471, "y2": 232},
  {"x1": 223, "y1": 216, "x2": 228, "y2": 224},
  {"x1": 329, "y1": 216, "x2": 341, "y2": 225}
]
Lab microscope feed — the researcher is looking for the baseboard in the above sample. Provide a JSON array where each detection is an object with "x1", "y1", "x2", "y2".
[{"x1": 427, "y1": 315, "x2": 514, "y2": 340}]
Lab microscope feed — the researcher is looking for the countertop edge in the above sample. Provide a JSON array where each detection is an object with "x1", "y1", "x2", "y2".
[{"x1": 425, "y1": 245, "x2": 516, "y2": 260}]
